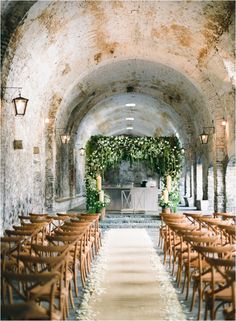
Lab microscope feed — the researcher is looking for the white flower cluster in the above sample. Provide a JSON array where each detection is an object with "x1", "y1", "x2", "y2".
[{"x1": 76, "y1": 231, "x2": 109, "y2": 321}]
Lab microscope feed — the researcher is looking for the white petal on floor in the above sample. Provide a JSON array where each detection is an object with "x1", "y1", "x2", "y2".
[{"x1": 76, "y1": 228, "x2": 186, "y2": 321}]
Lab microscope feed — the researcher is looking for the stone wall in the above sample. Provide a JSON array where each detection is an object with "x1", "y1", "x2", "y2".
[
  {"x1": 104, "y1": 161, "x2": 160, "y2": 188},
  {"x1": 1, "y1": 1, "x2": 235, "y2": 230}
]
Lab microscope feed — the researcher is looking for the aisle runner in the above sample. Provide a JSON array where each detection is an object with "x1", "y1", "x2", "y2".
[{"x1": 76, "y1": 229, "x2": 186, "y2": 321}]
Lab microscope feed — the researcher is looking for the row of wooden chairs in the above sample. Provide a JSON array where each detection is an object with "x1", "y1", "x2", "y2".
[
  {"x1": 1, "y1": 212, "x2": 102, "y2": 320},
  {"x1": 159, "y1": 212, "x2": 236, "y2": 320}
]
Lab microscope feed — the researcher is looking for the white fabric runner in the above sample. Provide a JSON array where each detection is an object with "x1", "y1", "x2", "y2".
[{"x1": 77, "y1": 229, "x2": 186, "y2": 321}]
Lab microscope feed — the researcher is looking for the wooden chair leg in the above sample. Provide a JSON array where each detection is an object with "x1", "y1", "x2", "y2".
[
  {"x1": 197, "y1": 287, "x2": 203, "y2": 320},
  {"x1": 191, "y1": 281, "x2": 198, "y2": 312},
  {"x1": 182, "y1": 268, "x2": 187, "y2": 294},
  {"x1": 69, "y1": 283, "x2": 75, "y2": 309}
]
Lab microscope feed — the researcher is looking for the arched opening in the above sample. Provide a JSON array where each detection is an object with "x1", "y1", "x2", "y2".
[
  {"x1": 84, "y1": 135, "x2": 182, "y2": 212},
  {"x1": 51, "y1": 58, "x2": 210, "y2": 213}
]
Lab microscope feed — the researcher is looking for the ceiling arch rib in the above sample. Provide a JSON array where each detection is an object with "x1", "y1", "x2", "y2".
[
  {"x1": 54, "y1": 59, "x2": 207, "y2": 146},
  {"x1": 75, "y1": 92, "x2": 186, "y2": 145}
]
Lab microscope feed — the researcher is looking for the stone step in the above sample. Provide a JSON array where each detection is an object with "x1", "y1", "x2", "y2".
[
  {"x1": 101, "y1": 216, "x2": 159, "y2": 221},
  {"x1": 100, "y1": 219, "x2": 159, "y2": 224},
  {"x1": 100, "y1": 214, "x2": 161, "y2": 229},
  {"x1": 177, "y1": 206, "x2": 198, "y2": 211},
  {"x1": 100, "y1": 223, "x2": 160, "y2": 229}
]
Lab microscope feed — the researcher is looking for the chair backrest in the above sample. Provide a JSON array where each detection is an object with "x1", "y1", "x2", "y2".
[
  {"x1": 1, "y1": 270, "x2": 60, "y2": 320},
  {"x1": 2, "y1": 270, "x2": 59, "y2": 302},
  {"x1": 184, "y1": 235, "x2": 220, "y2": 246},
  {"x1": 205, "y1": 257, "x2": 235, "y2": 281},
  {"x1": 193, "y1": 245, "x2": 236, "y2": 258},
  {"x1": 57, "y1": 212, "x2": 78, "y2": 218},
  {"x1": 29, "y1": 213, "x2": 49, "y2": 218},
  {"x1": 46, "y1": 234, "x2": 81, "y2": 246},
  {"x1": 31, "y1": 244, "x2": 71, "y2": 257}
]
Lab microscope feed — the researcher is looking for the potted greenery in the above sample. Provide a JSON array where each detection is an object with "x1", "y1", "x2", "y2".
[
  {"x1": 169, "y1": 189, "x2": 180, "y2": 213},
  {"x1": 159, "y1": 196, "x2": 172, "y2": 214},
  {"x1": 168, "y1": 179, "x2": 181, "y2": 213},
  {"x1": 86, "y1": 190, "x2": 111, "y2": 220}
]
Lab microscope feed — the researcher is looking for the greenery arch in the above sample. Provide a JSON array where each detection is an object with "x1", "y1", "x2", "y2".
[{"x1": 85, "y1": 135, "x2": 183, "y2": 212}]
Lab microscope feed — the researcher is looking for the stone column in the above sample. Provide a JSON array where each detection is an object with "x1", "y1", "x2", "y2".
[
  {"x1": 44, "y1": 95, "x2": 62, "y2": 212},
  {"x1": 45, "y1": 129, "x2": 55, "y2": 212},
  {"x1": 214, "y1": 118, "x2": 228, "y2": 212},
  {"x1": 196, "y1": 159, "x2": 203, "y2": 201},
  {"x1": 69, "y1": 146, "x2": 76, "y2": 198}
]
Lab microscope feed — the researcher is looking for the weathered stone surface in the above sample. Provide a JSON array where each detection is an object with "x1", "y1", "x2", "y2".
[{"x1": 1, "y1": 1, "x2": 235, "y2": 230}]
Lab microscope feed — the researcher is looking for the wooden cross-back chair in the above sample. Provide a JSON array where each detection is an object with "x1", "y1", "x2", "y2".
[
  {"x1": 5, "y1": 222, "x2": 49, "y2": 246},
  {"x1": 189, "y1": 243, "x2": 235, "y2": 320},
  {"x1": 31, "y1": 242, "x2": 80, "y2": 299},
  {"x1": 1, "y1": 271, "x2": 61, "y2": 320},
  {"x1": 46, "y1": 234, "x2": 88, "y2": 288},
  {"x1": 15, "y1": 252, "x2": 72, "y2": 319},
  {"x1": 54, "y1": 226, "x2": 93, "y2": 279},
  {"x1": 223, "y1": 270, "x2": 236, "y2": 321},
  {"x1": 62, "y1": 220, "x2": 97, "y2": 257},
  {"x1": 193, "y1": 246, "x2": 235, "y2": 320},
  {"x1": 171, "y1": 227, "x2": 209, "y2": 294},
  {"x1": 182, "y1": 235, "x2": 222, "y2": 320}
]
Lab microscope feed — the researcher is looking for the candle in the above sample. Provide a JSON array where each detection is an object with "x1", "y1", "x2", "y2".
[
  {"x1": 99, "y1": 190, "x2": 104, "y2": 203},
  {"x1": 96, "y1": 175, "x2": 102, "y2": 191},
  {"x1": 163, "y1": 189, "x2": 169, "y2": 203},
  {"x1": 166, "y1": 175, "x2": 172, "y2": 192}
]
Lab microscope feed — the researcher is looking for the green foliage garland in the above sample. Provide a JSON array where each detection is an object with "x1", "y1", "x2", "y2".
[{"x1": 85, "y1": 135, "x2": 183, "y2": 211}]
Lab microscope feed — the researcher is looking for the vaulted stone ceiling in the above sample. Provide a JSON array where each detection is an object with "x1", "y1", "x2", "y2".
[
  {"x1": 1, "y1": 0, "x2": 235, "y2": 221},
  {"x1": 2, "y1": 0, "x2": 235, "y2": 150}
]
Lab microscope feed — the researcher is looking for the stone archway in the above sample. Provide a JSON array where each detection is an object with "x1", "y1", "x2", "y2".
[
  {"x1": 50, "y1": 55, "x2": 215, "y2": 212},
  {"x1": 1, "y1": 1, "x2": 235, "y2": 229}
]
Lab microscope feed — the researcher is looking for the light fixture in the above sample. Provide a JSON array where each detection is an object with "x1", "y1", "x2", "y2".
[
  {"x1": 125, "y1": 103, "x2": 136, "y2": 107},
  {"x1": 79, "y1": 147, "x2": 85, "y2": 156},
  {"x1": 12, "y1": 92, "x2": 29, "y2": 116},
  {"x1": 199, "y1": 130, "x2": 209, "y2": 144},
  {"x1": 60, "y1": 133, "x2": 71, "y2": 144},
  {"x1": 126, "y1": 117, "x2": 134, "y2": 121},
  {"x1": 199, "y1": 122, "x2": 215, "y2": 144},
  {"x1": 3, "y1": 86, "x2": 29, "y2": 116},
  {"x1": 126, "y1": 126, "x2": 133, "y2": 130},
  {"x1": 221, "y1": 117, "x2": 227, "y2": 126}
]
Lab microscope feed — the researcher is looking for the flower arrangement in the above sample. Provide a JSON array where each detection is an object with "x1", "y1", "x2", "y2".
[
  {"x1": 85, "y1": 135, "x2": 183, "y2": 211},
  {"x1": 86, "y1": 187, "x2": 111, "y2": 213},
  {"x1": 159, "y1": 196, "x2": 172, "y2": 209},
  {"x1": 159, "y1": 176, "x2": 181, "y2": 213}
]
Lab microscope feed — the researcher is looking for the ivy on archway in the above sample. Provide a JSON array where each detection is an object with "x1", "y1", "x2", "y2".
[{"x1": 85, "y1": 135, "x2": 183, "y2": 211}]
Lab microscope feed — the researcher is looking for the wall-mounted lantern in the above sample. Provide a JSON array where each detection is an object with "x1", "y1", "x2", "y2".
[
  {"x1": 12, "y1": 91, "x2": 29, "y2": 116},
  {"x1": 199, "y1": 122, "x2": 215, "y2": 144},
  {"x1": 3, "y1": 87, "x2": 29, "y2": 116}
]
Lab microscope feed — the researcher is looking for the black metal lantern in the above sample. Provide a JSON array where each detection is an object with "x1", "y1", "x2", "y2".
[
  {"x1": 199, "y1": 122, "x2": 215, "y2": 144},
  {"x1": 12, "y1": 92, "x2": 29, "y2": 116},
  {"x1": 199, "y1": 130, "x2": 209, "y2": 144}
]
